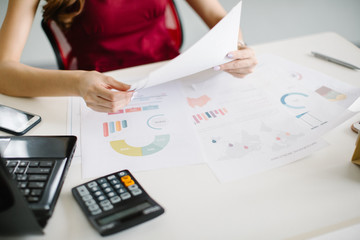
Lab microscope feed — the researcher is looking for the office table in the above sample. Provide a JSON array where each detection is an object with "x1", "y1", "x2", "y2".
[{"x1": 1, "y1": 32, "x2": 360, "y2": 240}]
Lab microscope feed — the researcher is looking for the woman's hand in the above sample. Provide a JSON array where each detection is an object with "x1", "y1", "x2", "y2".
[
  {"x1": 215, "y1": 44, "x2": 258, "y2": 78},
  {"x1": 78, "y1": 71, "x2": 134, "y2": 113}
]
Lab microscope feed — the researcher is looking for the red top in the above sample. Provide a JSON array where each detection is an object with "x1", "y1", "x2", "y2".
[{"x1": 65, "y1": 0, "x2": 180, "y2": 72}]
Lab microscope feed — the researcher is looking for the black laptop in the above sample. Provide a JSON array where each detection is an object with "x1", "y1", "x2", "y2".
[{"x1": 0, "y1": 135, "x2": 77, "y2": 236}]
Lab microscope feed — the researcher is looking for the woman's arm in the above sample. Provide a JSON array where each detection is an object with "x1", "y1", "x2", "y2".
[
  {"x1": 0, "y1": 0, "x2": 132, "y2": 112},
  {"x1": 186, "y1": 0, "x2": 257, "y2": 78},
  {"x1": 186, "y1": 0, "x2": 227, "y2": 29}
]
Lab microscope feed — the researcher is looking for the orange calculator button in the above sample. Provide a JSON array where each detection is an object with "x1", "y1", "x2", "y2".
[
  {"x1": 121, "y1": 175, "x2": 134, "y2": 187},
  {"x1": 123, "y1": 180, "x2": 135, "y2": 187},
  {"x1": 121, "y1": 175, "x2": 131, "y2": 182}
]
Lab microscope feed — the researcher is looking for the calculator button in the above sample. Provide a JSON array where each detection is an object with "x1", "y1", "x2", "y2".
[
  {"x1": 94, "y1": 190, "x2": 103, "y2": 197},
  {"x1": 107, "y1": 175, "x2": 116, "y2": 180},
  {"x1": 118, "y1": 171, "x2": 127, "y2": 177},
  {"x1": 101, "y1": 183, "x2": 110, "y2": 188},
  {"x1": 110, "y1": 179, "x2": 120, "y2": 185},
  {"x1": 102, "y1": 205, "x2": 114, "y2": 211},
  {"x1": 98, "y1": 195, "x2": 106, "y2": 201},
  {"x1": 82, "y1": 195, "x2": 93, "y2": 201},
  {"x1": 107, "y1": 192, "x2": 116, "y2": 198},
  {"x1": 110, "y1": 196, "x2": 121, "y2": 204},
  {"x1": 128, "y1": 184, "x2": 139, "y2": 191},
  {"x1": 87, "y1": 181, "x2": 98, "y2": 188},
  {"x1": 123, "y1": 180, "x2": 135, "y2": 187},
  {"x1": 130, "y1": 188, "x2": 142, "y2": 196},
  {"x1": 100, "y1": 200, "x2": 111, "y2": 207},
  {"x1": 113, "y1": 183, "x2": 123, "y2": 189},
  {"x1": 90, "y1": 186, "x2": 100, "y2": 192},
  {"x1": 104, "y1": 187, "x2": 112, "y2": 193},
  {"x1": 88, "y1": 204, "x2": 100, "y2": 211},
  {"x1": 97, "y1": 178, "x2": 107, "y2": 184},
  {"x1": 117, "y1": 188, "x2": 127, "y2": 194},
  {"x1": 120, "y1": 192, "x2": 131, "y2": 200},
  {"x1": 91, "y1": 209, "x2": 102, "y2": 215},
  {"x1": 85, "y1": 199, "x2": 96, "y2": 206},
  {"x1": 120, "y1": 175, "x2": 131, "y2": 182},
  {"x1": 77, "y1": 186, "x2": 89, "y2": 196}
]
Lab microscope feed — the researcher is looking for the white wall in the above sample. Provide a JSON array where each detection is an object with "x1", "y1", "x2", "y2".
[{"x1": 0, "y1": 0, "x2": 359, "y2": 68}]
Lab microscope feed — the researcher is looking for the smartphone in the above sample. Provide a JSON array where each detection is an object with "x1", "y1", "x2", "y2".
[
  {"x1": 0, "y1": 104, "x2": 41, "y2": 135},
  {"x1": 351, "y1": 121, "x2": 360, "y2": 134}
]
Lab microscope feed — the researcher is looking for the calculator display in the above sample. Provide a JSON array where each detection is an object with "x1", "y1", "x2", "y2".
[{"x1": 98, "y1": 202, "x2": 151, "y2": 226}]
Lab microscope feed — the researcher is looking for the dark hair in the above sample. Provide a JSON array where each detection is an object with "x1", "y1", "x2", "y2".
[{"x1": 42, "y1": 0, "x2": 85, "y2": 30}]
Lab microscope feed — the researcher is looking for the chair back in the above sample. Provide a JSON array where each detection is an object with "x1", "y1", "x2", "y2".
[
  {"x1": 165, "y1": 0, "x2": 183, "y2": 50},
  {"x1": 41, "y1": 0, "x2": 183, "y2": 70},
  {"x1": 41, "y1": 19, "x2": 76, "y2": 70}
]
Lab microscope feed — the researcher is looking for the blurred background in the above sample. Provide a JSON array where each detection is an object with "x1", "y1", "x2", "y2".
[{"x1": 0, "y1": 0, "x2": 359, "y2": 69}]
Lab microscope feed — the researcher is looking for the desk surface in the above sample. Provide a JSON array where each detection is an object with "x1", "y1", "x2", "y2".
[{"x1": 1, "y1": 32, "x2": 360, "y2": 240}]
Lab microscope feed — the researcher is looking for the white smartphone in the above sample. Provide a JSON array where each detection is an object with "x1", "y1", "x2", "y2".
[
  {"x1": 0, "y1": 104, "x2": 41, "y2": 135},
  {"x1": 351, "y1": 121, "x2": 360, "y2": 134}
]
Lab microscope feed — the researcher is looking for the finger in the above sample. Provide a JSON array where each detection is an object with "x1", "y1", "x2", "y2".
[
  {"x1": 104, "y1": 76, "x2": 131, "y2": 92},
  {"x1": 220, "y1": 58, "x2": 257, "y2": 71},
  {"x1": 226, "y1": 48, "x2": 255, "y2": 60},
  {"x1": 86, "y1": 96, "x2": 132, "y2": 113},
  {"x1": 85, "y1": 102, "x2": 114, "y2": 113},
  {"x1": 223, "y1": 70, "x2": 248, "y2": 78},
  {"x1": 84, "y1": 90, "x2": 132, "y2": 110},
  {"x1": 98, "y1": 92, "x2": 133, "y2": 109},
  {"x1": 95, "y1": 84, "x2": 134, "y2": 103}
]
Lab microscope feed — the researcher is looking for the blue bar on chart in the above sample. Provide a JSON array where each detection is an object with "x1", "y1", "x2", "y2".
[{"x1": 103, "y1": 120, "x2": 128, "y2": 137}]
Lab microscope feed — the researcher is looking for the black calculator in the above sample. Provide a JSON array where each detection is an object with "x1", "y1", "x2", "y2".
[{"x1": 72, "y1": 170, "x2": 164, "y2": 236}]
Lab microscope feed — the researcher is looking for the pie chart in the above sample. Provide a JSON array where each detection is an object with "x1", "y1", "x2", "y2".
[{"x1": 109, "y1": 134, "x2": 170, "y2": 156}]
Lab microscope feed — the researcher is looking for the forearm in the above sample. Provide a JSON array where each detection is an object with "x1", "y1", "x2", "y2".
[
  {"x1": 186, "y1": 0, "x2": 227, "y2": 28},
  {"x1": 0, "y1": 60, "x2": 84, "y2": 97}
]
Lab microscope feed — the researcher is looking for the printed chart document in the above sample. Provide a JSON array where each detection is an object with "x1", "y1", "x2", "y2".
[
  {"x1": 118, "y1": 1, "x2": 243, "y2": 90},
  {"x1": 180, "y1": 54, "x2": 360, "y2": 182},
  {"x1": 80, "y1": 82, "x2": 204, "y2": 179}
]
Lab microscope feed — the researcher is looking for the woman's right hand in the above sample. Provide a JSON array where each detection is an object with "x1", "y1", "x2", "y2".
[{"x1": 78, "y1": 71, "x2": 134, "y2": 113}]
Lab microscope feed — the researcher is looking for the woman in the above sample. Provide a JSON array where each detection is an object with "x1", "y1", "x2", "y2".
[{"x1": 0, "y1": 0, "x2": 257, "y2": 113}]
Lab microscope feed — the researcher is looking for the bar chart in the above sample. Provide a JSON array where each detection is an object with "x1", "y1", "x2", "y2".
[
  {"x1": 192, "y1": 108, "x2": 228, "y2": 124},
  {"x1": 103, "y1": 120, "x2": 128, "y2": 137}
]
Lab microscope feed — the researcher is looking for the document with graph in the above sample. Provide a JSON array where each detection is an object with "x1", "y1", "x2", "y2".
[
  {"x1": 80, "y1": 81, "x2": 204, "y2": 178},
  {"x1": 123, "y1": 1, "x2": 242, "y2": 90},
  {"x1": 180, "y1": 54, "x2": 360, "y2": 182}
]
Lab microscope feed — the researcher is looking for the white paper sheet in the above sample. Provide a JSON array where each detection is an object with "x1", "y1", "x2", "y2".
[
  {"x1": 180, "y1": 54, "x2": 360, "y2": 182},
  {"x1": 124, "y1": 1, "x2": 243, "y2": 90},
  {"x1": 80, "y1": 81, "x2": 205, "y2": 179}
]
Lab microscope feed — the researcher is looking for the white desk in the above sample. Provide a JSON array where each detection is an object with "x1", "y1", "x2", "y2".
[{"x1": 1, "y1": 32, "x2": 360, "y2": 240}]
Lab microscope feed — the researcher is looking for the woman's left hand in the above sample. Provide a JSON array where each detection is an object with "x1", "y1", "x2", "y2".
[{"x1": 214, "y1": 45, "x2": 258, "y2": 78}]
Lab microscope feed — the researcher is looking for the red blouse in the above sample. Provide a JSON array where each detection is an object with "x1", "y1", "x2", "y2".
[{"x1": 65, "y1": 0, "x2": 180, "y2": 72}]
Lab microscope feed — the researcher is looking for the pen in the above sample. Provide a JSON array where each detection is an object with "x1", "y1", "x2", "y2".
[{"x1": 311, "y1": 51, "x2": 360, "y2": 70}]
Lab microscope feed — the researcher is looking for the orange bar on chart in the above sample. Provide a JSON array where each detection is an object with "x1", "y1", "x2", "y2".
[{"x1": 116, "y1": 121, "x2": 121, "y2": 131}]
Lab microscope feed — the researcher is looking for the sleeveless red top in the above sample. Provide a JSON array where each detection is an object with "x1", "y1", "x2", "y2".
[{"x1": 65, "y1": 0, "x2": 180, "y2": 72}]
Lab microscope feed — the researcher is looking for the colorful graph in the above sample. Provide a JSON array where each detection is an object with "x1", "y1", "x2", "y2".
[
  {"x1": 187, "y1": 95, "x2": 211, "y2": 108},
  {"x1": 108, "y1": 105, "x2": 159, "y2": 115},
  {"x1": 103, "y1": 120, "x2": 127, "y2": 137},
  {"x1": 280, "y1": 92, "x2": 308, "y2": 109},
  {"x1": 192, "y1": 108, "x2": 228, "y2": 124},
  {"x1": 109, "y1": 134, "x2": 170, "y2": 156},
  {"x1": 315, "y1": 86, "x2": 346, "y2": 101}
]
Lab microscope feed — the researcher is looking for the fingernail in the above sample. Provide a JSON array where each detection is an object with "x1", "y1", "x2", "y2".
[
  {"x1": 227, "y1": 53, "x2": 234, "y2": 59},
  {"x1": 213, "y1": 66, "x2": 221, "y2": 71}
]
